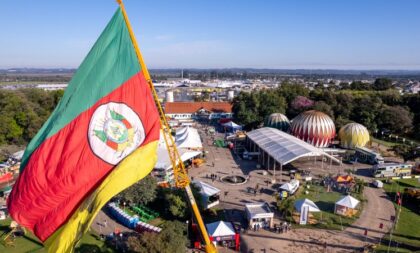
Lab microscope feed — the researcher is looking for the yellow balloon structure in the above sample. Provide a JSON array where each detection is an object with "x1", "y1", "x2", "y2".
[{"x1": 339, "y1": 123, "x2": 370, "y2": 148}]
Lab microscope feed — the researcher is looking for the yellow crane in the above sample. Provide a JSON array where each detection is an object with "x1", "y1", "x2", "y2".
[{"x1": 117, "y1": 1, "x2": 217, "y2": 252}]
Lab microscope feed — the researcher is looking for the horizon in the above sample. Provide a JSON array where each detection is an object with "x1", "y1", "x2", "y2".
[
  {"x1": 3, "y1": 67, "x2": 420, "y2": 72},
  {"x1": 1, "y1": 0, "x2": 420, "y2": 70}
]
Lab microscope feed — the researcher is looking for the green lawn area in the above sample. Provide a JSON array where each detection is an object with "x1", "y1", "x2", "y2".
[
  {"x1": 0, "y1": 218, "x2": 113, "y2": 253},
  {"x1": 372, "y1": 137, "x2": 398, "y2": 147},
  {"x1": 375, "y1": 244, "x2": 414, "y2": 253},
  {"x1": 281, "y1": 183, "x2": 363, "y2": 231},
  {"x1": 381, "y1": 178, "x2": 420, "y2": 251}
]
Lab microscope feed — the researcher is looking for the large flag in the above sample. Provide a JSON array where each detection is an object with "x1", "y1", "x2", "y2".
[{"x1": 7, "y1": 6, "x2": 160, "y2": 252}]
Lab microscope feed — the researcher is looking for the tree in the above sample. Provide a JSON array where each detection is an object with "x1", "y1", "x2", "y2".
[
  {"x1": 117, "y1": 175, "x2": 157, "y2": 206},
  {"x1": 377, "y1": 106, "x2": 413, "y2": 134},
  {"x1": 276, "y1": 82, "x2": 309, "y2": 104},
  {"x1": 313, "y1": 101, "x2": 334, "y2": 118},
  {"x1": 378, "y1": 89, "x2": 402, "y2": 106},
  {"x1": 350, "y1": 96, "x2": 383, "y2": 131},
  {"x1": 166, "y1": 193, "x2": 187, "y2": 218},
  {"x1": 350, "y1": 81, "x2": 371, "y2": 90},
  {"x1": 232, "y1": 92, "x2": 260, "y2": 129},
  {"x1": 334, "y1": 92, "x2": 354, "y2": 119},
  {"x1": 0, "y1": 116, "x2": 23, "y2": 145},
  {"x1": 391, "y1": 145, "x2": 419, "y2": 162},
  {"x1": 232, "y1": 89, "x2": 287, "y2": 129},
  {"x1": 373, "y1": 78, "x2": 393, "y2": 90},
  {"x1": 0, "y1": 88, "x2": 64, "y2": 145},
  {"x1": 257, "y1": 91, "x2": 287, "y2": 121},
  {"x1": 126, "y1": 221, "x2": 187, "y2": 253},
  {"x1": 288, "y1": 96, "x2": 314, "y2": 117}
]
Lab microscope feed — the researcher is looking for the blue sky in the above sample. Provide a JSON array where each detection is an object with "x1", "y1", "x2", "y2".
[{"x1": 1, "y1": 0, "x2": 420, "y2": 69}]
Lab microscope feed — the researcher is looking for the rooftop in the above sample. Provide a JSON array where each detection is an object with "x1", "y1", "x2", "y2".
[
  {"x1": 247, "y1": 127, "x2": 340, "y2": 165},
  {"x1": 245, "y1": 202, "x2": 273, "y2": 215},
  {"x1": 164, "y1": 101, "x2": 232, "y2": 114}
]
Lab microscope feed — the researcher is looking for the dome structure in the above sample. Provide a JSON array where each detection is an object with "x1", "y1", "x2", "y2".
[
  {"x1": 339, "y1": 123, "x2": 369, "y2": 149},
  {"x1": 265, "y1": 113, "x2": 290, "y2": 131},
  {"x1": 290, "y1": 110, "x2": 335, "y2": 147}
]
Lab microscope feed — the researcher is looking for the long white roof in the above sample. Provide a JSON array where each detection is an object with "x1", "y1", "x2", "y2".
[{"x1": 247, "y1": 127, "x2": 340, "y2": 165}]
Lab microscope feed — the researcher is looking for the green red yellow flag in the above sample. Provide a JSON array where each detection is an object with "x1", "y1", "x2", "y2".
[{"x1": 7, "y1": 6, "x2": 160, "y2": 252}]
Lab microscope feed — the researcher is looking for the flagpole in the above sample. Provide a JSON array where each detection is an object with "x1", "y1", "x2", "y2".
[
  {"x1": 115, "y1": 1, "x2": 217, "y2": 253},
  {"x1": 116, "y1": 0, "x2": 151, "y2": 81}
]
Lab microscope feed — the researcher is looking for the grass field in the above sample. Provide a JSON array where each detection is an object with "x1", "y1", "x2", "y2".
[
  {"x1": 381, "y1": 178, "x2": 420, "y2": 251},
  {"x1": 281, "y1": 183, "x2": 363, "y2": 230},
  {"x1": 0, "y1": 218, "x2": 112, "y2": 253},
  {"x1": 372, "y1": 137, "x2": 398, "y2": 147}
]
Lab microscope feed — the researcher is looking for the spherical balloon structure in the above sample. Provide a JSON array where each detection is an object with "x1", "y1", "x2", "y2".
[
  {"x1": 290, "y1": 110, "x2": 335, "y2": 147},
  {"x1": 339, "y1": 123, "x2": 370, "y2": 148},
  {"x1": 265, "y1": 113, "x2": 290, "y2": 131}
]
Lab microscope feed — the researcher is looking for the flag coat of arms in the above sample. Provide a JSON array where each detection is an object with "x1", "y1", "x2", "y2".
[{"x1": 7, "y1": 6, "x2": 160, "y2": 252}]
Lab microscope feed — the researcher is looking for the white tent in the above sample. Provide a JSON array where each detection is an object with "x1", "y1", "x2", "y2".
[
  {"x1": 279, "y1": 183, "x2": 293, "y2": 191},
  {"x1": 193, "y1": 181, "x2": 220, "y2": 197},
  {"x1": 175, "y1": 126, "x2": 189, "y2": 137},
  {"x1": 373, "y1": 180, "x2": 383, "y2": 188},
  {"x1": 335, "y1": 195, "x2": 360, "y2": 216},
  {"x1": 11, "y1": 150, "x2": 24, "y2": 160},
  {"x1": 206, "y1": 221, "x2": 235, "y2": 237},
  {"x1": 193, "y1": 181, "x2": 221, "y2": 209},
  {"x1": 279, "y1": 180, "x2": 299, "y2": 194},
  {"x1": 222, "y1": 121, "x2": 242, "y2": 131},
  {"x1": 294, "y1": 198, "x2": 320, "y2": 212},
  {"x1": 335, "y1": 195, "x2": 359, "y2": 209},
  {"x1": 155, "y1": 148, "x2": 201, "y2": 170},
  {"x1": 176, "y1": 127, "x2": 202, "y2": 149},
  {"x1": 155, "y1": 128, "x2": 203, "y2": 170}
]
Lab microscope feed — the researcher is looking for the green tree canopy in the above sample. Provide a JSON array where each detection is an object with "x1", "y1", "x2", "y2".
[
  {"x1": 373, "y1": 78, "x2": 393, "y2": 90},
  {"x1": 126, "y1": 221, "x2": 187, "y2": 253},
  {"x1": 391, "y1": 144, "x2": 420, "y2": 162},
  {"x1": 377, "y1": 105, "x2": 413, "y2": 134},
  {"x1": 313, "y1": 101, "x2": 334, "y2": 119},
  {"x1": 117, "y1": 175, "x2": 157, "y2": 206}
]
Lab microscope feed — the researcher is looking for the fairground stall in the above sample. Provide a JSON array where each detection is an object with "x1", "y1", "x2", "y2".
[{"x1": 205, "y1": 221, "x2": 240, "y2": 251}]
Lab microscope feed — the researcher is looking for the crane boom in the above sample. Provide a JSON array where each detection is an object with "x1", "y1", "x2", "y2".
[{"x1": 117, "y1": 1, "x2": 217, "y2": 252}]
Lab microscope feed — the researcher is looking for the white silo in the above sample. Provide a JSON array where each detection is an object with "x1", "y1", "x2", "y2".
[
  {"x1": 165, "y1": 90, "x2": 174, "y2": 102},
  {"x1": 227, "y1": 90, "x2": 235, "y2": 100}
]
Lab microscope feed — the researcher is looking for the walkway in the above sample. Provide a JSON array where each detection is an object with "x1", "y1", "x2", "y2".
[{"x1": 91, "y1": 210, "x2": 133, "y2": 235}]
